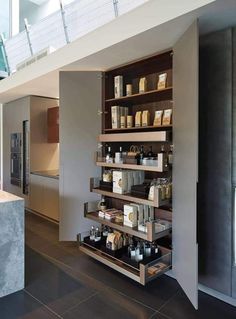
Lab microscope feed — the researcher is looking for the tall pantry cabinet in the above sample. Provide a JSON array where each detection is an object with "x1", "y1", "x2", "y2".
[{"x1": 59, "y1": 21, "x2": 199, "y2": 308}]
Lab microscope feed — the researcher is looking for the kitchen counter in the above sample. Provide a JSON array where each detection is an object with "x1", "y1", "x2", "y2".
[
  {"x1": 0, "y1": 190, "x2": 24, "y2": 297},
  {"x1": 31, "y1": 169, "x2": 59, "y2": 179},
  {"x1": 0, "y1": 190, "x2": 24, "y2": 203}
]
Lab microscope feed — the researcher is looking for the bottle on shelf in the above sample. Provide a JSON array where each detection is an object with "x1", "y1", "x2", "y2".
[
  {"x1": 137, "y1": 145, "x2": 145, "y2": 165},
  {"x1": 128, "y1": 239, "x2": 136, "y2": 260},
  {"x1": 105, "y1": 146, "x2": 113, "y2": 163},
  {"x1": 135, "y1": 241, "x2": 141, "y2": 259},
  {"x1": 160, "y1": 144, "x2": 168, "y2": 169},
  {"x1": 97, "y1": 143, "x2": 103, "y2": 162},
  {"x1": 98, "y1": 196, "x2": 107, "y2": 211},
  {"x1": 147, "y1": 146, "x2": 154, "y2": 158},
  {"x1": 102, "y1": 225, "x2": 109, "y2": 237},
  {"x1": 95, "y1": 227, "x2": 101, "y2": 242},
  {"x1": 168, "y1": 144, "x2": 173, "y2": 166},
  {"x1": 90, "y1": 226, "x2": 95, "y2": 241},
  {"x1": 139, "y1": 243, "x2": 144, "y2": 261},
  {"x1": 115, "y1": 146, "x2": 123, "y2": 164},
  {"x1": 151, "y1": 241, "x2": 159, "y2": 255},
  {"x1": 144, "y1": 241, "x2": 151, "y2": 257}
]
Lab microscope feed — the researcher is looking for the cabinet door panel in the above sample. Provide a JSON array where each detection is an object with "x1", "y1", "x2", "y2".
[
  {"x1": 43, "y1": 178, "x2": 59, "y2": 221},
  {"x1": 29, "y1": 174, "x2": 44, "y2": 213},
  {"x1": 173, "y1": 21, "x2": 198, "y2": 309},
  {"x1": 59, "y1": 71, "x2": 102, "y2": 240}
]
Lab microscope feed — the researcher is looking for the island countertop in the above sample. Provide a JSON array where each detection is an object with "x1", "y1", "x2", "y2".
[
  {"x1": 30, "y1": 169, "x2": 59, "y2": 179},
  {"x1": 0, "y1": 190, "x2": 24, "y2": 203},
  {"x1": 0, "y1": 190, "x2": 24, "y2": 298}
]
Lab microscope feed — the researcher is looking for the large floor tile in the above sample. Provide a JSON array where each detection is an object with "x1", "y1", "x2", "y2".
[
  {"x1": 160, "y1": 289, "x2": 236, "y2": 319},
  {"x1": 63, "y1": 288, "x2": 155, "y2": 319},
  {"x1": 58, "y1": 250, "x2": 179, "y2": 311},
  {"x1": 0, "y1": 290, "x2": 59, "y2": 319},
  {"x1": 25, "y1": 247, "x2": 97, "y2": 315},
  {"x1": 25, "y1": 211, "x2": 180, "y2": 311}
]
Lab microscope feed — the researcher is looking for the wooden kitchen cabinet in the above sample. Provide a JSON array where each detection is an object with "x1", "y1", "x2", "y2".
[{"x1": 47, "y1": 106, "x2": 59, "y2": 143}]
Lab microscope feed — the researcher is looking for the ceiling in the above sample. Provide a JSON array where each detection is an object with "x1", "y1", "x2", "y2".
[{"x1": 1, "y1": 0, "x2": 236, "y2": 104}]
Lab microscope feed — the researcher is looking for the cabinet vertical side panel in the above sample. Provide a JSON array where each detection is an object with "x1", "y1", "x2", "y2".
[{"x1": 173, "y1": 21, "x2": 199, "y2": 309}]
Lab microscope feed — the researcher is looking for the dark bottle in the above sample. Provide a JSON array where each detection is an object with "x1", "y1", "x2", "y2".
[
  {"x1": 136, "y1": 145, "x2": 145, "y2": 165},
  {"x1": 139, "y1": 145, "x2": 145, "y2": 162},
  {"x1": 160, "y1": 145, "x2": 165, "y2": 154},
  {"x1": 168, "y1": 145, "x2": 173, "y2": 166},
  {"x1": 147, "y1": 146, "x2": 154, "y2": 158}
]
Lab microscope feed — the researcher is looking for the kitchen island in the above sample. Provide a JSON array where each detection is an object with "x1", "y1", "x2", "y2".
[{"x1": 0, "y1": 190, "x2": 24, "y2": 297}]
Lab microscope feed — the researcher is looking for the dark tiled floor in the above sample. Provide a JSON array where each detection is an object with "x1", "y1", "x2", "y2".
[{"x1": 1, "y1": 212, "x2": 236, "y2": 319}]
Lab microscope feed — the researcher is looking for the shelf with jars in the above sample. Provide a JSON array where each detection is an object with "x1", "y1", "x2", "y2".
[
  {"x1": 90, "y1": 176, "x2": 171, "y2": 208},
  {"x1": 84, "y1": 201, "x2": 172, "y2": 242},
  {"x1": 79, "y1": 240, "x2": 171, "y2": 285}
]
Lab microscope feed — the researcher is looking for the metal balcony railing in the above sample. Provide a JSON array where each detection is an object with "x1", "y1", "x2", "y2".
[{"x1": 1, "y1": 0, "x2": 149, "y2": 75}]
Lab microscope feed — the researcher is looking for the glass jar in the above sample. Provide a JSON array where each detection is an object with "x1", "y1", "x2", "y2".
[{"x1": 90, "y1": 226, "x2": 95, "y2": 241}]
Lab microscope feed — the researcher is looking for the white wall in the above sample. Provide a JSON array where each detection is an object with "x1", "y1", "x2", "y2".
[
  {"x1": 19, "y1": 0, "x2": 60, "y2": 31},
  {"x1": 2, "y1": 95, "x2": 59, "y2": 207},
  {"x1": 59, "y1": 71, "x2": 101, "y2": 241}
]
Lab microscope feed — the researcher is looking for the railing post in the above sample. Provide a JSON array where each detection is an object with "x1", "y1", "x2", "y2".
[
  {"x1": 59, "y1": 0, "x2": 70, "y2": 44},
  {"x1": 24, "y1": 18, "x2": 33, "y2": 56},
  {"x1": 0, "y1": 33, "x2": 11, "y2": 75},
  {"x1": 113, "y1": 0, "x2": 119, "y2": 17}
]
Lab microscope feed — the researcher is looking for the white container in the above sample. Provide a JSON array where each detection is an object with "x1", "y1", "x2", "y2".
[
  {"x1": 111, "y1": 105, "x2": 120, "y2": 129},
  {"x1": 114, "y1": 75, "x2": 123, "y2": 98},
  {"x1": 124, "y1": 204, "x2": 138, "y2": 227},
  {"x1": 113, "y1": 170, "x2": 128, "y2": 194},
  {"x1": 130, "y1": 203, "x2": 144, "y2": 224}
]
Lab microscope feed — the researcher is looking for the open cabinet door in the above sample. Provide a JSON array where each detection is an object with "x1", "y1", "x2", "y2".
[
  {"x1": 173, "y1": 21, "x2": 199, "y2": 309},
  {"x1": 59, "y1": 71, "x2": 102, "y2": 241}
]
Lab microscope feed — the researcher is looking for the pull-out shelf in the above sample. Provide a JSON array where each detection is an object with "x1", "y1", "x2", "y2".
[
  {"x1": 79, "y1": 241, "x2": 172, "y2": 285},
  {"x1": 84, "y1": 209, "x2": 171, "y2": 242}
]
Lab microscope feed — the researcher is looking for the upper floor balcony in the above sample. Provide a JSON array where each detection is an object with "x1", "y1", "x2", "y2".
[{"x1": 0, "y1": 0, "x2": 149, "y2": 76}]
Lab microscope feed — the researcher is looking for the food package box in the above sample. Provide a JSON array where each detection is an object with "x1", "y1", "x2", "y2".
[
  {"x1": 135, "y1": 111, "x2": 142, "y2": 127},
  {"x1": 157, "y1": 73, "x2": 167, "y2": 90},
  {"x1": 130, "y1": 203, "x2": 144, "y2": 225},
  {"x1": 162, "y1": 109, "x2": 172, "y2": 125},
  {"x1": 138, "y1": 171, "x2": 145, "y2": 184},
  {"x1": 106, "y1": 231, "x2": 123, "y2": 250},
  {"x1": 127, "y1": 171, "x2": 134, "y2": 193},
  {"x1": 124, "y1": 204, "x2": 138, "y2": 227},
  {"x1": 132, "y1": 171, "x2": 140, "y2": 186},
  {"x1": 142, "y1": 110, "x2": 150, "y2": 127},
  {"x1": 113, "y1": 170, "x2": 128, "y2": 194},
  {"x1": 153, "y1": 110, "x2": 163, "y2": 126},
  {"x1": 111, "y1": 105, "x2": 120, "y2": 129},
  {"x1": 114, "y1": 75, "x2": 123, "y2": 98},
  {"x1": 139, "y1": 77, "x2": 147, "y2": 93}
]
